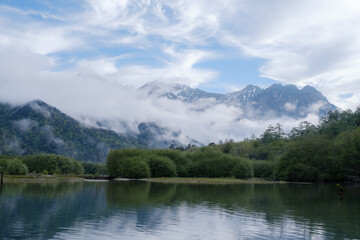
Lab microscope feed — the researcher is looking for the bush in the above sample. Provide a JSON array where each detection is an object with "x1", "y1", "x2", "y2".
[
  {"x1": 252, "y1": 160, "x2": 274, "y2": 179},
  {"x1": 151, "y1": 150, "x2": 190, "y2": 177},
  {"x1": 22, "y1": 154, "x2": 84, "y2": 175},
  {"x1": 148, "y1": 156, "x2": 177, "y2": 177},
  {"x1": 285, "y1": 163, "x2": 318, "y2": 182},
  {"x1": 0, "y1": 158, "x2": 9, "y2": 173},
  {"x1": 118, "y1": 157, "x2": 151, "y2": 179},
  {"x1": 6, "y1": 159, "x2": 28, "y2": 175},
  {"x1": 187, "y1": 150, "x2": 250, "y2": 178},
  {"x1": 107, "y1": 149, "x2": 148, "y2": 177},
  {"x1": 233, "y1": 159, "x2": 253, "y2": 179},
  {"x1": 83, "y1": 162, "x2": 98, "y2": 175}
]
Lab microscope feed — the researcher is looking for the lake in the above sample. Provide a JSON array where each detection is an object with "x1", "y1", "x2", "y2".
[{"x1": 0, "y1": 181, "x2": 359, "y2": 240}]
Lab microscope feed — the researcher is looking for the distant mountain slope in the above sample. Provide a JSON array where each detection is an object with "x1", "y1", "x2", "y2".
[
  {"x1": 0, "y1": 100, "x2": 148, "y2": 161},
  {"x1": 139, "y1": 81, "x2": 337, "y2": 118}
]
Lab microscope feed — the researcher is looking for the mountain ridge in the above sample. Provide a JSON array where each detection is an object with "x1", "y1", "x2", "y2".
[
  {"x1": 139, "y1": 81, "x2": 337, "y2": 118},
  {"x1": 0, "y1": 100, "x2": 149, "y2": 161}
]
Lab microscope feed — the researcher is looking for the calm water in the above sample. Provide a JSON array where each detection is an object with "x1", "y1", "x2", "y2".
[{"x1": 0, "y1": 181, "x2": 359, "y2": 240}]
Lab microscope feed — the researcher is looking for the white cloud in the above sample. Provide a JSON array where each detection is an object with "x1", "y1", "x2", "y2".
[
  {"x1": 1, "y1": 0, "x2": 360, "y2": 145},
  {"x1": 219, "y1": 1, "x2": 360, "y2": 110},
  {"x1": 284, "y1": 102, "x2": 297, "y2": 112}
]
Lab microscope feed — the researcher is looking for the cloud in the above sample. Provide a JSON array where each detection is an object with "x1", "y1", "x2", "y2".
[
  {"x1": 13, "y1": 119, "x2": 38, "y2": 132},
  {"x1": 219, "y1": 1, "x2": 360, "y2": 110},
  {"x1": 1, "y1": 0, "x2": 359, "y2": 145},
  {"x1": 284, "y1": 102, "x2": 297, "y2": 112}
]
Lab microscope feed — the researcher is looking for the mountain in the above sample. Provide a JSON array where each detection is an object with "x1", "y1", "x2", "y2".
[
  {"x1": 0, "y1": 100, "x2": 148, "y2": 161},
  {"x1": 140, "y1": 81, "x2": 224, "y2": 103},
  {"x1": 139, "y1": 81, "x2": 337, "y2": 118},
  {"x1": 92, "y1": 119, "x2": 200, "y2": 149},
  {"x1": 0, "y1": 82, "x2": 338, "y2": 159}
]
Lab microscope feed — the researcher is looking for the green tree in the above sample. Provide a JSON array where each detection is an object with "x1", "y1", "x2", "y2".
[
  {"x1": 0, "y1": 158, "x2": 9, "y2": 185},
  {"x1": 233, "y1": 159, "x2": 253, "y2": 179},
  {"x1": 6, "y1": 158, "x2": 28, "y2": 175},
  {"x1": 148, "y1": 156, "x2": 177, "y2": 177},
  {"x1": 118, "y1": 157, "x2": 151, "y2": 179}
]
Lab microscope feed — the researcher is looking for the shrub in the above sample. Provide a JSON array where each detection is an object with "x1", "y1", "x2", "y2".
[
  {"x1": 233, "y1": 159, "x2": 253, "y2": 179},
  {"x1": 22, "y1": 154, "x2": 84, "y2": 175},
  {"x1": 107, "y1": 149, "x2": 149, "y2": 177},
  {"x1": 148, "y1": 156, "x2": 177, "y2": 177},
  {"x1": 6, "y1": 159, "x2": 29, "y2": 175},
  {"x1": 187, "y1": 150, "x2": 247, "y2": 178},
  {"x1": 0, "y1": 158, "x2": 9, "y2": 173},
  {"x1": 118, "y1": 157, "x2": 151, "y2": 179},
  {"x1": 151, "y1": 150, "x2": 190, "y2": 177},
  {"x1": 285, "y1": 163, "x2": 318, "y2": 182},
  {"x1": 252, "y1": 160, "x2": 274, "y2": 179},
  {"x1": 83, "y1": 162, "x2": 98, "y2": 174}
]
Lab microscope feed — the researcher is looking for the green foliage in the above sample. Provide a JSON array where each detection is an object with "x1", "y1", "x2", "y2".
[
  {"x1": 223, "y1": 142, "x2": 233, "y2": 154},
  {"x1": 261, "y1": 123, "x2": 286, "y2": 144},
  {"x1": 252, "y1": 160, "x2": 274, "y2": 179},
  {"x1": 150, "y1": 149, "x2": 190, "y2": 177},
  {"x1": 319, "y1": 109, "x2": 360, "y2": 138},
  {"x1": 0, "y1": 101, "x2": 148, "y2": 162},
  {"x1": 186, "y1": 150, "x2": 249, "y2": 178},
  {"x1": 275, "y1": 136, "x2": 337, "y2": 181},
  {"x1": 118, "y1": 157, "x2": 151, "y2": 179},
  {"x1": 106, "y1": 149, "x2": 148, "y2": 177},
  {"x1": 98, "y1": 164, "x2": 108, "y2": 175},
  {"x1": 0, "y1": 158, "x2": 9, "y2": 173},
  {"x1": 6, "y1": 158, "x2": 28, "y2": 175},
  {"x1": 233, "y1": 159, "x2": 253, "y2": 179},
  {"x1": 82, "y1": 162, "x2": 98, "y2": 175},
  {"x1": 148, "y1": 156, "x2": 177, "y2": 177},
  {"x1": 22, "y1": 154, "x2": 84, "y2": 175},
  {"x1": 333, "y1": 127, "x2": 360, "y2": 178},
  {"x1": 284, "y1": 163, "x2": 319, "y2": 182}
]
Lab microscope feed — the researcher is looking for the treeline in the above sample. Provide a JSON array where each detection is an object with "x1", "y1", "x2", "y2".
[
  {"x1": 107, "y1": 149, "x2": 253, "y2": 179},
  {"x1": 2, "y1": 108, "x2": 360, "y2": 182},
  {"x1": 107, "y1": 108, "x2": 360, "y2": 182},
  {"x1": 0, "y1": 154, "x2": 107, "y2": 176},
  {"x1": 205, "y1": 108, "x2": 360, "y2": 182}
]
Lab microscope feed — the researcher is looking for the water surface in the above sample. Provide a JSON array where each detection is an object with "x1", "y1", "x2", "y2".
[{"x1": 0, "y1": 181, "x2": 359, "y2": 239}]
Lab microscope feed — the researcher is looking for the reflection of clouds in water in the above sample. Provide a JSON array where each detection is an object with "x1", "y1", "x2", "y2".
[
  {"x1": 1, "y1": 183, "x2": 355, "y2": 240},
  {"x1": 53, "y1": 204, "x2": 325, "y2": 240}
]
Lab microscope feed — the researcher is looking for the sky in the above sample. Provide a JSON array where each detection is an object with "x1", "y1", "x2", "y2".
[{"x1": 1, "y1": 0, "x2": 360, "y2": 143}]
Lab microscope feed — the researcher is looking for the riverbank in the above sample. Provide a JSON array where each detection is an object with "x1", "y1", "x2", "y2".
[
  {"x1": 139, "y1": 177, "x2": 293, "y2": 184},
  {"x1": 2, "y1": 175, "x2": 311, "y2": 184},
  {"x1": 2, "y1": 175, "x2": 84, "y2": 182}
]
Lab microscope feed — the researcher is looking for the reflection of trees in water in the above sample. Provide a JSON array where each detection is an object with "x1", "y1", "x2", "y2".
[
  {"x1": 106, "y1": 182, "x2": 360, "y2": 239},
  {"x1": 0, "y1": 182, "x2": 108, "y2": 239},
  {"x1": 0, "y1": 182, "x2": 359, "y2": 239},
  {"x1": 2, "y1": 182, "x2": 84, "y2": 198}
]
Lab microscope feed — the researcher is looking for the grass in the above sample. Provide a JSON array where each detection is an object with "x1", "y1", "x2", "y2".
[
  {"x1": 141, "y1": 177, "x2": 290, "y2": 184},
  {"x1": 2, "y1": 175, "x2": 84, "y2": 182}
]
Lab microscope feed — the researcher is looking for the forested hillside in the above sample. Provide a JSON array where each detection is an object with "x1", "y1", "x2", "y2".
[{"x1": 0, "y1": 100, "x2": 148, "y2": 161}]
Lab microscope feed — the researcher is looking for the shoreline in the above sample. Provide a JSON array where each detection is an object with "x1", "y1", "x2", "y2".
[
  {"x1": 2, "y1": 175, "x2": 84, "y2": 183},
  {"x1": 2, "y1": 176, "x2": 312, "y2": 184},
  {"x1": 139, "y1": 177, "x2": 302, "y2": 184}
]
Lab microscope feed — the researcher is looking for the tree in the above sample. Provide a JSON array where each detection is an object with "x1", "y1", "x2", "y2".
[
  {"x1": 148, "y1": 156, "x2": 177, "y2": 177},
  {"x1": 289, "y1": 121, "x2": 317, "y2": 139},
  {"x1": 117, "y1": 157, "x2": 151, "y2": 179},
  {"x1": 261, "y1": 123, "x2": 285, "y2": 144},
  {"x1": 0, "y1": 158, "x2": 9, "y2": 186},
  {"x1": 6, "y1": 158, "x2": 28, "y2": 175}
]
